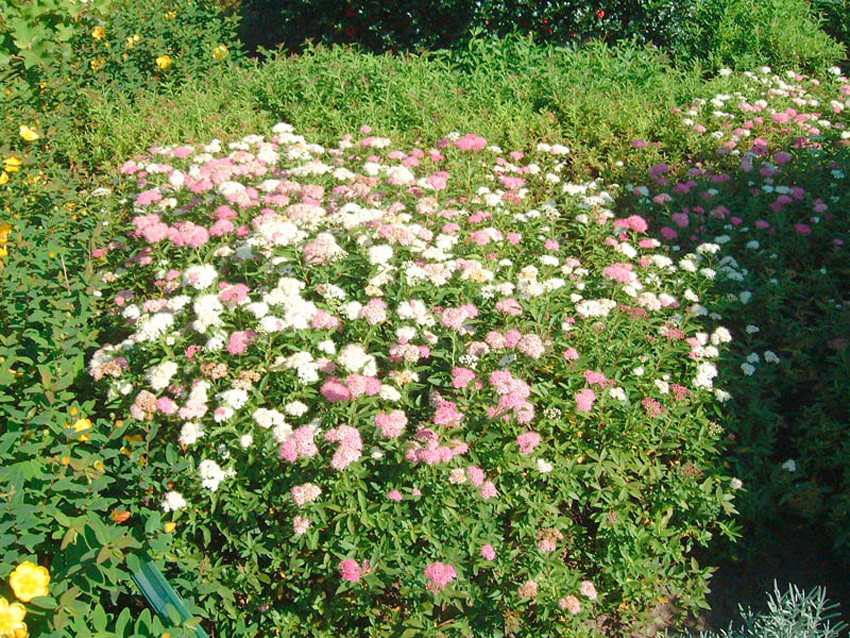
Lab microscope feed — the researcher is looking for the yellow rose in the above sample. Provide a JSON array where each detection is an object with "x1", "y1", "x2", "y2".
[
  {"x1": 0, "y1": 597, "x2": 27, "y2": 638},
  {"x1": 71, "y1": 418, "x2": 92, "y2": 442},
  {"x1": 213, "y1": 44, "x2": 229, "y2": 60},
  {"x1": 3, "y1": 158, "x2": 21, "y2": 173},
  {"x1": 19, "y1": 126, "x2": 39, "y2": 142},
  {"x1": 9, "y1": 562, "x2": 50, "y2": 603},
  {"x1": 92, "y1": 26, "x2": 106, "y2": 40},
  {"x1": 156, "y1": 55, "x2": 173, "y2": 70}
]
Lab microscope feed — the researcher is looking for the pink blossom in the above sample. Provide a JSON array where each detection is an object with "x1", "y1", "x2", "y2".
[
  {"x1": 279, "y1": 426, "x2": 318, "y2": 462},
  {"x1": 516, "y1": 333, "x2": 545, "y2": 359},
  {"x1": 452, "y1": 367, "x2": 477, "y2": 389},
  {"x1": 518, "y1": 579, "x2": 539, "y2": 598},
  {"x1": 480, "y1": 544, "x2": 496, "y2": 560},
  {"x1": 583, "y1": 370, "x2": 608, "y2": 386},
  {"x1": 325, "y1": 425, "x2": 363, "y2": 471},
  {"x1": 321, "y1": 377, "x2": 351, "y2": 402},
  {"x1": 136, "y1": 189, "x2": 162, "y2": 206},
  {"x1": 580, "y1": 581, "x2": 598, "y2": 600},
  {"x1": 560, "y1": 595, "x2": 581, "y2": 614},
  {"x1": 576, "y1": 388, "x2": 596, "y2": 413},
  {"x1": 156, "y1": 397, "x2": 177, "y2": 415},
  {"x1": 340, "y1": 559, "x2": 362, "y2": 583},
  {"x1": 467, "y1": 466, "x2": 485, "y2": 486},
  {"x1": 375, "y1": 410, "x2": 408, "y2": 438},
  {"x1": 516, "y1": 431, "x2": 541, "y2": 455},
  {"x1": 495, "y1": 297, "x2": 523, "y2": 316},
  {"x1": 433, "y1": 401, "x2": 464, "y2": 428},
  {"x1": 219, "y1": 283, "x2": 250, "y2": 304},
  {"x1": 563, "y1": 347, "x2": 580, "y2": 361},
  {"x1": 387, "y1": 490, "x2": 403, "y2": 501},
  {"x1": 293, "y1": 515, "x2": 311, "y2": 536},
  {"x1": 226, "y1": 330, "x2": 256, "y2": 355},
  {"x1": 603, "y1": 262, "x2": 634, "y2": 284},
  {"x1": 480, "y1": 481, "x2": 498, "y2": 499},
  {"x1": 795, "y1": 223, "x2": 812, "y2": 236},
  {"x1": 424, "y1": 562, "x2": 457, "y2": 592},
  {"x1": 454, "y1": 134, "x2": 487, "y2": 151}
]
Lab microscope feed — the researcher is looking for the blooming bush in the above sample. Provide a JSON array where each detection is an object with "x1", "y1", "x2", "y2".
[
  {"x1": 617, "y1": 67, "x2": 850, "y2": 559},
  {"x1": 89, "y1": 121, "x2": 744, "y2": 635}
]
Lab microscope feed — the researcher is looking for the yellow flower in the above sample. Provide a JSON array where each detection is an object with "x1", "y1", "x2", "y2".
[
  {"x1": 213, "y1": 44, "x2": 229, "y2": 60},
  {"x1": 0, "y1": 222, "x2": 11, "y2": 244},
  {"x1": 3, "y1": 158, "x2": 21, "y2": 173},
  {"x1": 0, "y1": 173, "x2": 7, "y2": 187},
  {"x1": 71, "y1": 418, "x2": 92, "y2": 442},
  {"x1": 164, "y1": 522, "x2": 177, "y2": 533},
  {"x1": 127, "y1": 34, "x2": 140, "y2": 48},
  {"x1": 19, "y1": 126, "x2": 39, "y2": 142},
  {"x1": 164, "y1": 10, "x2": 177, "y2": 18},
  {"x1": 9, "y1": 562, "x2": 50, "y2": 603},
  {"x1": 90, "y1": 57, "x2": 106, "y2": 71},
  {"x1": 0, "y1": 597, "x2": 27, "y2": 638},
  {"x1": 92, "y1": 26, "x2": 106, "y2": 40},
  {"x1": 156, "y1": 55, "x2": 172, "y2": 70}
]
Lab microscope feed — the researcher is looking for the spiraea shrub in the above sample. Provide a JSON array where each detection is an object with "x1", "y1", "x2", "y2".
[{"x1": 88, "y1": 125, "x2": 743, "y2": 636}]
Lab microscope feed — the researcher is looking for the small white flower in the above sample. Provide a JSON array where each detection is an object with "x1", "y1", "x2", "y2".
[
  {"x1": 781, "y1": 459, "x2": 797, "y2": 472},
  {"x1": 537, "y1": 459, "x2": 553, "y2": 474},
  {"x1": 764, "y1": 350, "x2": 780, "y2": 364},
  {"x1": 161, "y1": 491, "x2": 187, "y2": 512},
  {"x1": 741, "y1": 363, "x2": 756, "y2": 376}
]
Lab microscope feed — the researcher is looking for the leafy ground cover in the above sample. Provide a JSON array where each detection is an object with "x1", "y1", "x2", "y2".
[{"x1": 1, "y1": 4, "x2": 849, "y2": 635}]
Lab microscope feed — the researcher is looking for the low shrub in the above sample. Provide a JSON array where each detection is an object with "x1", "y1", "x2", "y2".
[
  {"x1": 87, "y1": 123, "x2": 743, "y2": 635},
  {"x1": 617, "y1": 67, "x2": 850, "y2": 560}
]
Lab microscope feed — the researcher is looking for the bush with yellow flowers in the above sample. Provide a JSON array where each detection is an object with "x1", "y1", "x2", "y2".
[{"x1": 0, "y1": 133, "x2": 204, "y2": 636}]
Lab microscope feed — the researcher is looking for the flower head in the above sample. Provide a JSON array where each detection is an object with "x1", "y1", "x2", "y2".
[
  {"x1": 156, "y1": 55, "x2": 173, "y2": 70},
  {"x1": 9, "y1": 561, "x2": 50, "y2": 602},
  {"x1": 19, "y1": 126, "x2": 39, "y2": 142},
  {"x1": 0, "y1": 597, "x2": 27, "y2": 637}
]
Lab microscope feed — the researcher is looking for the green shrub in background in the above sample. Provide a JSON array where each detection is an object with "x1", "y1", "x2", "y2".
[
  {"x1": 232, "y1": 0, "x2": 845, "y2": 74},
  {"x1": 672, "y1": 0, "x2": 845, "y2": 72},
  {"x1": 235, "y1": 0, "x2": 695, "y2": 54},
  {"x1": 812, "y1": 0, "x2": 850, "y2": 63}
]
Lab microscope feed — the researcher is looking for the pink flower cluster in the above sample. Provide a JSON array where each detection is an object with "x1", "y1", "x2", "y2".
[
  {"x1": 375, "y1": 410, "x2": 408, "y2": 438},
  {"x1": 324, "y1": 425, "x2": 363, "y2": 471},
  {"x1": 320, "y1": 375, "x2": 382, "y2": 402},
  {"x1": 424, "y1": 562, "x2": 457, "y2": 592},
  {"x1": 488, "y1": 370, "x2": 535, "y2": 423},
  {"x1": 279, "y1": 427, "x2": 319, "y2": 463}
]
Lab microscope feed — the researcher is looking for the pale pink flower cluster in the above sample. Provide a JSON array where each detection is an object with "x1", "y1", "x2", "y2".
[
  {"x1": 374, "y1": 410, "x2": 408, "y2": 438},
  {"x1": 291, "y1": 482, "x2": 322, "y2": 506},
  {"x1": 324, "y1": 425, "x2": 363, "y2": 471},
  {"x1": 424, "y1": 562, "x2": 457, "y2": 592},
  {"x1": 279, "y1": 426, "x2": 319, "y2": 463}
]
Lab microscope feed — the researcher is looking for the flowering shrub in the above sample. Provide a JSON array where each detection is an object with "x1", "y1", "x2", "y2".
[
  {"x1": 617, "y1": 67, "x2": 850, "y2": 559},
  {"x1": 90, "y1": 121, "x2": 743, "y2": 635}
]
